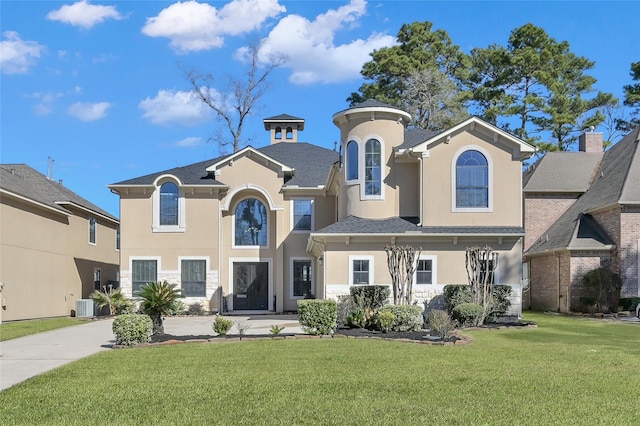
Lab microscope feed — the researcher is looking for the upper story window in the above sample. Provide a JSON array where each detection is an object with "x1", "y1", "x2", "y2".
[
  {"x1": 275, "y1": 127, "x2": 282, "y2": 139},
  {"x1": 292, "y1": 199, "x2": 313, "y2": 231},
  {"x1": 286, "y1": 127, "x2": 293, "y2": 139},
  {"x1": 364, "y1": 139, "x2": 381, "y2": 196},
  {"x1": 235, "y1": 198, "x2": 268, "y2": 246},
  {"x1": 89, "y1": 217, "x2": 96, "y2": 244},
  {"x1": 455, "y1": 149, "x2": 489, "y2": 209},
  {"x1": 160, "y1": 182, "x2": 179, "y2": 225},
  {"x1": 346, "y1": 140, "x2": 358, "y2": 181},
  {"x1": 116, "y1": 225, "x2": 120, "y2": 250}
]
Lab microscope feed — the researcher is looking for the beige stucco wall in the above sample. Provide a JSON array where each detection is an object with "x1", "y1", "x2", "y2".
[
  {"x1": 421, "y1": 129, "x2": 523, "y2": 227},
  {"x1": 0, "y1": 195, "x2": 119, "y2": 321}
]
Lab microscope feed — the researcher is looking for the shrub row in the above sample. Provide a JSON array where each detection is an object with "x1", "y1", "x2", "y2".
[
  {"x1": 297, "y1": 300, "x2": 337, "y2": 335},
  {"x1": 618, "y1": 297, "x2": 640, "y2": 311},
  {"x1": 443, "y1": 284, "x2": 511, "y2": 322}
]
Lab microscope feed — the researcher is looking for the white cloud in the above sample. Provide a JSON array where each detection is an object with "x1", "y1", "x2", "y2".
[
  {"x1": 139, "y1": 89, "x2": 214, "y2": 125},
  {"x1": 257, "y1": 0, "x2": 396, "y2": 84},
  {"x1": 24, "y1": 92, "x2": 63, "y2": 115},
  {"x1": 0, "y1": 31, "x2": 45, "y2": 74},
  {"x1": 47, "y1": 1, "x2": 123, "y2": 29},
  {"x1": 68, "y1": 101, "x2": 113, "y2": 121},
  {"x1": 142, "y1": 0, "x2": 285, "y2": 53},
  {"x1": 174, "y1": 136, "x2": 204, "y2": 147}
]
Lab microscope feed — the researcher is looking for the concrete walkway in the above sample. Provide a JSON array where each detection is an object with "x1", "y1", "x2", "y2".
[{"x1": 0, "y1": 314, "x2": 302, "y2": 392}]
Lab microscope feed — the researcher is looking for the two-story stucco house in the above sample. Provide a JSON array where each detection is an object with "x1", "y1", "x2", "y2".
[
  {"x1": 109, "y1": 101, "x2": 535, "y2": 315},
  {"x1": 0, "y1": 164, "x2": 120, "y2": 322}
]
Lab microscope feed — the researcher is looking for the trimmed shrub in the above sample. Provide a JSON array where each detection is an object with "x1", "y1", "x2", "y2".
[
  {"x1": 374, "y1": 310, "x2": 396, "y2": 333},
  {"x1": 619, "y1": 297, "x2": 640, "y2": 311},
  {"x1": 212, "y1": 316, "x2": 233, "y2": 335},
  {"x1": 487, "y1": 285, "x2": 512, "y2": 321},
  {"x1": 444, "y1": 284, "x2": 512, "y2": 322},
  {"x1": 443, "y1": 285, "x2": 471, "y2": 313},
  {"x1": 187, "y1": 302, "x2": 206, "y2": 316},
  {"x1": 297, "y1": 299, "x2": 337, "y2": 335},
  {"x1": 426, "y1": 309, "x2": 456, "y2": 339},
  {"x1": 350, "y1": 285, "x2": 391, "y2": 311},
  {"x1": 112, "y1": 314, "x2": 152, "y2": 346},
  {"x1": 346, "y1": 307, "x2": 366, "y2": 329},
  {"x1": 452, "y1": 303, "x2": 484, "y2": 327},
  {"x1": 378, "y1": 305, "x2": 423, "y2": 332}
]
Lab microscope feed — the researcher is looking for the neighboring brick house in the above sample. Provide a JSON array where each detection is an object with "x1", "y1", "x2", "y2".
[
  {"x1": 110, "y1": 101, "x2": 535, "y2": 316},
  {"x1": 0, "y1": 164, "x2": 120, "y2": 322},
  {"x1": 523, "y1": 128, "x2": 640, "y2": 312}
]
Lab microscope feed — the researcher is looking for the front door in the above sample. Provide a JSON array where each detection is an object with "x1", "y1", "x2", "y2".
[{"x1": 233, "y1": 262, "x2": 268, "y2": 310}]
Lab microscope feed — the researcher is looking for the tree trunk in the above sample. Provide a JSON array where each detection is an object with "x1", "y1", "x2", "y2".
[{"x1": 151, "y1": 313, "x2": 164, "y2": 335}]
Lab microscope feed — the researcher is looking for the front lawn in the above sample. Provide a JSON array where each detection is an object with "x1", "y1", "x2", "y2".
[
  {"x1": 0, "y1": 313, "x2": 638, "y2": 424},
  {"x1": 0, "y1": 317, "x2": 89, "y2": 341}
]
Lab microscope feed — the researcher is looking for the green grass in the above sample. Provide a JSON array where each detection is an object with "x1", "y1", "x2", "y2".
[
  {"x1": 1, "y1": 312, "x2": 639, "y2": 425},
  {"x1": 0, "y1": 317, "x2": 89, "y2": 341}
]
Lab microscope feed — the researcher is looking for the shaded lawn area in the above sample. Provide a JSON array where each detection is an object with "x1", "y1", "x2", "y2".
[
  {"x1": 0, "y1": 317, "x2": 89, "y2": 341},
  {"x1": 1, "y1": 313, "x2": 639, "y2": 425}
]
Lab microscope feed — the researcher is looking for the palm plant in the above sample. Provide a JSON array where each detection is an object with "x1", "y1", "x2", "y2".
[
  {"x1": 90, "y1": 285, "x2": 131, "y2": 316},
  {"x1": 134, "y1": 281, "x2": 183, "y2": 335}
]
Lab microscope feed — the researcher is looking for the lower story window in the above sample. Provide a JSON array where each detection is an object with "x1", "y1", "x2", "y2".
[
  {"x1": 132, "y1": 260, "x2": 157, "y2": 293},
  {"x1": 352, "y1": 259, "x2": 370, "y2": 285},
  {"x1": 293, "y1": 260, "x2": 312, "y2": 298},
  {"x1": 182, "y1": 259, "x2": 206, "y2": 297},
  {"x1": 416, "y1": 259, "x2": 433, "y2": 285}
]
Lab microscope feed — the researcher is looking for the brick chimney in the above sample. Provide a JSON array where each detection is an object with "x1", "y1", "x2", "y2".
[{"x1": 578, "y1": 131, "x2": 604, "y2": 153}]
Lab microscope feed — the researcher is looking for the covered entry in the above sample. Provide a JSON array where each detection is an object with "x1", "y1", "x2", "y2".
[{"x1": 232, "y1": 262, "x2": 269, "y2": 310}]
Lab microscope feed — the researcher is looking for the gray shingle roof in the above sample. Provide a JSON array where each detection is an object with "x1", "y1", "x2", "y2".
[
  {"x1": 525, "y1": 127, "x2": 640, "y2": 256},
  {"x1": 523, "y1": 152, "x2": 603, "y2": 193},
  {"x1": 110, "y1": 143, "x2": 338, "y2": 189},
  {"x1": 396, "y1": 128, "x2": 442, "y2": 151},
  {"x1": 263, "y1": 114, "x2": 304, "y2": 121},
  {"x1": 110, "y1": 157, "x2": 226, "y2": 186},
  {"x1": 314, "y1": 215, "x2": 524, "y2": 235},
  {"x1": 1, "y1": 164, "x2": 117, "y2": 221}
]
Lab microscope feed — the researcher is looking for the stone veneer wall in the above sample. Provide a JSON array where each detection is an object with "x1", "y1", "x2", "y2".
[
  {"x1": 620, "y1": 207, "x2": 640, "y2": 297},
  {"x1": 120, "y1": 271, "x2": 220, "y2": 312},
  {"x1": 524, "y1": 195, "x2": 577, "y2": 251}
]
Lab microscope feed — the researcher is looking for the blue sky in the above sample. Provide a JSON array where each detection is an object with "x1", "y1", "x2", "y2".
[{"x1": 1, "y1": 0, "x2": 638, "y2": 217}]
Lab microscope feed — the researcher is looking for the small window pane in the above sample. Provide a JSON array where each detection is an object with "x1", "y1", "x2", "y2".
[
  {"x1": 365, "y1": 139, "x2": 381, "y2": 195},
  {"x1": 353, "y1": 259, "x2": 370, "y2": 285},
  {"x1": 456, "y1": 150, "x2": 488, "y2": 208},
  {"x1": 182, "y1": 259, "x2": 206, "y2": 297},
  {"x1": 416, "y1": 259, "x2": 432, "y2": 284},
  {"x1": 293, "y1": 260, "x2": 312, "y2": 297},
  {"x1": 293, "y1": 200, "x2": 312, "y2": 231},
  {"x1": 89, "y1": 218, "x2": 96, "y2": 244},
  {"x1": 346, "y1": 141, "x2": 358, "y2": 181},
  {"x1": 132, "y1": 260, "x2": 157, "y2": 293}
]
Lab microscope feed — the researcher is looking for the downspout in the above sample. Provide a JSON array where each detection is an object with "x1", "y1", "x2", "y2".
[
  {"x1": 419, "y1": 155, "x2": 423, "y2": 226},
  {"x1": 218, "y1": 191, "x2": 224, "y2": 313},
  {"x1": 557, "y1": 254, "x2": 561, "y2": 313}
]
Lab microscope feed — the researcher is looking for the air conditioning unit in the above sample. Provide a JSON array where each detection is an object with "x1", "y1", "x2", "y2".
[{"x1": 76, "y1": 299, "x2": 95, "y2": 318}]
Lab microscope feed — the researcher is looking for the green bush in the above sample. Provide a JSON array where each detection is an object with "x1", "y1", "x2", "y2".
[
  {"x1": 167, "y1": 300, "x2": 186, "y2": 316},
  {"x1": 443, "y1": 284, "x2": 512, "y2": 322},
  {"x1": 581, "y1": 268, "x2": 622, "y2": 313},
  {"x1": 618, "y1": 297, "x2": 640, "y2": 311},
  {"x1": 187, "y1": 302, "x2": 206, "y2": 316},
  {"x1": 112, "y1": 314, "x2": 153, "y2": 346},
  {"x1": 378, "y1": 305, "x2": 423, "y2": 332},
  {"x1": 443, "y1": 285, "x2": 472, "y2": 313},
  {"x1": 350, "y1": 285, "x2": 390, "y2": 311},
  {"x1": 212, "y1": 316, "x2": 233, "y2": 335},
  {"x1": 346, "y1": 307, "x2": 366, "y2": 328},
  {"x1": 452, "y1": 303, "x2": 484, "y2": 327},
  {"x1": 426, "y1": 309, "x2": 456, "y2": 339},
  {"x1": 297, "y1": 299, "x2": 337, "y2": 335},
  {"x1": 374, "y1": 310, "x2": 396, "y2": 333}
]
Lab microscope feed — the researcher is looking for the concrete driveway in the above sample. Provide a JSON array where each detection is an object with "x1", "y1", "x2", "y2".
[{"x1": 0, "y1": 314, "x2": 302, "y2": 392}]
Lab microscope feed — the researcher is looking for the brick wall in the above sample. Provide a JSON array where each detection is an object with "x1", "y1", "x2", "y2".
[
  {"x1": 620, "y1": 207, "x2": 640, "y2": 297},
  {"x1": 569, "y1": 254, "x2": 605, "y2": 310},
  {"x1": 524, "y1": 195, "x2": 577, "y2": 251}
]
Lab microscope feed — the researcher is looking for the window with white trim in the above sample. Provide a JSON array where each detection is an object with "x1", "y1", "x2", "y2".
[
  {"x1": 153, "y1": 178, "x2": 185, "y2": 232},
  {"x1": 160, "y1": 182, "x2": 179, "y2": 225},
  {"x1": 132, "y1": 259, "x2": 157, "y2": 293},
  {"x1": 292, "y1": 199, "x2": 313, "y2": 231},
  {"x1": 234, "y1": 198, "x2": 268, "y2": 246},
  {"x1": 364, "y1": 139, "x2": 381, "y2": 196},
  {"x1": 292, "y1": 259, "x2": 312, "y2": 298},
  {"x1": 456, "y1": 150, "x2": 488, "y2": 208},
  {"x1": 89, "y1": 217, "x2": 96, "y2": 244},
  {"x1": 349, "y1": 256, "x2": 374, "y2": 285},
  {"x1": 415, "y1": 256, "x2": 437, "y2": 285},
  {"x1": 346, "y1": 140, "x2": 358, "y2": 181},
  {"x1": 181, "y1": 259, "x2": 206, "y2": 297}
]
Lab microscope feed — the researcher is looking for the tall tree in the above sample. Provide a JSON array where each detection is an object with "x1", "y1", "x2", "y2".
[
  {"x1": 618, "y1": 61, "x2": 640, "y2": 132},
  {"x1": 187, "y1": 42, "x2": 284, "y2": 153},
  {"x1": 347, "y1": 21, "x2": 469, "y2": 129},
  {"x1": 468, "y1": 24, "x2": 617, "y2": 151}
]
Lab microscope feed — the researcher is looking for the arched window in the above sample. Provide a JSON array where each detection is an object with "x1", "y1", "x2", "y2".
[
  {"x1": 456, "y1": 150, "x2": 488, "y2": 208},
  {"x1": 160, "y1": 182, "x2": 179, "y2": 225},
  {"x1": 275, "y1": 127, "x2": 282, "y2": 139},
  {"x1": 286, "y1": 127, "x2": 293, "y2": 139},
  {"x1": 346, "y1": 140, "x2": 358, "y2": 181},
  {"x1": 364, "y1": 139, "x2": 381, "y2": 196},
  {"x1": 235, "y1": 198, "x2": 268, "y2": 246}
]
